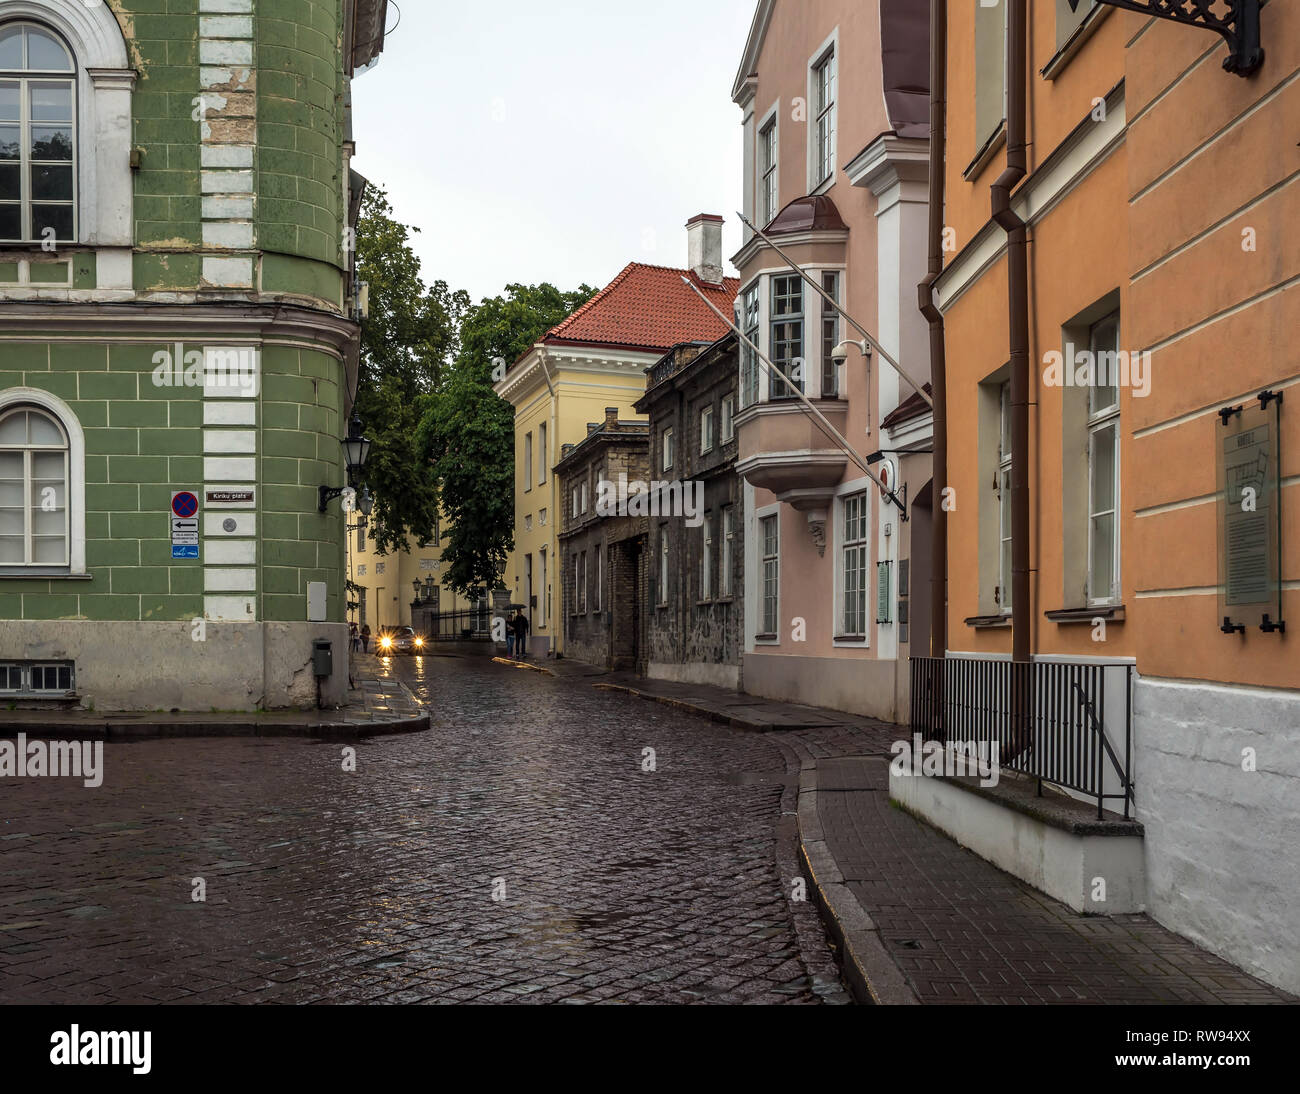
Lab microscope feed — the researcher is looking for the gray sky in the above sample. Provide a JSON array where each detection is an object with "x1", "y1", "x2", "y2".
[{"x1": 350, "y1": 0, "x2": 755, "y2": 303}]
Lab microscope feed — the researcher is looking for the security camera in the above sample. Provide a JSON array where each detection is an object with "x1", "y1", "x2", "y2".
[{"x1": 831, "y1": 338, "x2": 871, "y2": 366}]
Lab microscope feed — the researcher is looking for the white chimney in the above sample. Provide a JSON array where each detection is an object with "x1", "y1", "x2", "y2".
[{"x1": 685, "y1": 213, "x2": 724, "y2": 284}]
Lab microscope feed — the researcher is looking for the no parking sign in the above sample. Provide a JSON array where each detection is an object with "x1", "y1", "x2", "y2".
[{"x1": 171, "y1": 491, "x2": 200, "y2": 559}]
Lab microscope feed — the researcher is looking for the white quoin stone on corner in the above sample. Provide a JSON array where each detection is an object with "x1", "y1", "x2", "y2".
[{"x1": 686, "y1": 214, "x2": 725, "y2": 284}]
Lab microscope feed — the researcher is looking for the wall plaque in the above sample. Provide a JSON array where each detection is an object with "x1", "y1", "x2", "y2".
[{"x1": 1217, "y1": 394, "x2": 1284, "y2": 634}]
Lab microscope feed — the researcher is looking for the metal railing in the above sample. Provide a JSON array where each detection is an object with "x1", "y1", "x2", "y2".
[
  {"x1": 420, "y1": 606, "x2": 493, "y2": 640},
  {"x1": 909, "y1": 656, "x2": 1135, "y2": 820}
]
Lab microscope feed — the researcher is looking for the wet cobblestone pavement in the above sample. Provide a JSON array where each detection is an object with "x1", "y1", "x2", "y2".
[{"x1": 0, "y1": 656, "x2": 848, "y2": 1004}]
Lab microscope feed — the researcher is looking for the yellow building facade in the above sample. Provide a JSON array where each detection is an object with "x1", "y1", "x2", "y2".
[{"x1": 494, "y1": 237, "x2": 739, "y2": 658}]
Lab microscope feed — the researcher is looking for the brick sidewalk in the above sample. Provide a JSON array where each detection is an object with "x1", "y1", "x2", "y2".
[{"x1": 563, "y1": 664, "x2": 1295, "y2": 1004}]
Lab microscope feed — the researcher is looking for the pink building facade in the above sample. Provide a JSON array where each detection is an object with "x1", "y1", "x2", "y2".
[{"x1": 731, "y1": 0, "x2": 933, "y2": 719}]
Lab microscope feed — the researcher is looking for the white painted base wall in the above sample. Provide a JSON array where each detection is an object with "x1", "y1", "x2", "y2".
[
  {"x1": 646, "y1": 660, "x2": 740, "y2": 690},
  {"x1": 890, "y1": 771, "x2": 1147, "y2": 914},
  {"x1": 1133, "y1": 674, "x2": 1300, "y2": 995},
  {"x1": 0, "y1": 620, "x2": 348, "y2": 712},
  {"x1": 742, "y1": 651, "x2": 899, "y2": 721}
]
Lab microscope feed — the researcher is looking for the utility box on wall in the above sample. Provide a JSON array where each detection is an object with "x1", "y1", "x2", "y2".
[{"x1": 307, "y1": 582, "x2": 328, "y2": 623}]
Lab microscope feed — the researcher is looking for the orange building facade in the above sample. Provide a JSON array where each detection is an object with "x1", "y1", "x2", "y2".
[{"x1": 932, "y1": 0, "x2": 1298, "y2": 992}]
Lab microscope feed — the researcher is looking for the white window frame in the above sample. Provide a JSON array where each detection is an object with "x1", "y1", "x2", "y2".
[
  {"x1": 594, "y1": 544, "x2": 601, "y2": 613},
  {"x1": 720, "y1": 505, "x2": 734, "y2": 597},
  {"x1": 700, "y1": 514, "x2": 712, "y2": 601},
  {"x1": 807, "y1": 30, "x2": 838, "y2": 192},
  {"x1": 0, "y1": 21, "x2": 77, "y2": 245},
  {"x1": 700, "y1": 406, "x2": 714, "y2": 454},
  {"x1": 760, "y1": 512, "x2": 779, "y2": 637},
  {"x1": 0, "y1": 405, "x2": 69, "y2": 566},
  {"x1": 757, "y1": 102, "x2": 779, "y2": 227},
  {"x1": 840, "y1": 491, "x2": 869, "y2": 637},
  {"x1": 0, "y1": 3, "x2": 133, "y2": 256},
  {"x1": 662, "y1": 427, "x2": 674, "y2": 473},
  {"x1": 524, "y1": 431, "x2": 532, "y2": 493},
  {"x1": 739, "y1": 280, "x2": 762, "y2": 408},
  {"x1": 770, "y1": 273, "x2": 804, "y2": 399},
  {"x1": 580, "y1": 479, "x2": 588, "y2": 514},
  {"x1": 831, "y1": 480, "x2": 872, "y2": 648},
  {"x1": 0, "y1": 387, "x2": 84, "y2": 574},
  {"x1": 821, "y1": 270, "x2": 841, "y2": 398},
  {"x1": 537, "y1": 422, "x2": 547, "y2": 485},
  {"x1": 658, "y1": 524, "x2": 669, "y2": 606},
  {"x1": 1086, "y1": 312, "x2": 1121, "y2": 605},
  {"x1": 538, "y1": 545, "x2": 547, "y2": 628},
  {"x1": 721, "y1": 394, "x2": 734, "y2": 442}
]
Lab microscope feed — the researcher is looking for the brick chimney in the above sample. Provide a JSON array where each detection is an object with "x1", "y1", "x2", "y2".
[
  {"x1": 605, "y1": 406, "x2": 619, "y2": 431},
  {"x1": 686, "y1": 214, "x2": 724, "y2": 284}
]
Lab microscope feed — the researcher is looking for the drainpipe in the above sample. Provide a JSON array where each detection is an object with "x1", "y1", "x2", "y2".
[
  {"x1": 991, "y1": 0, "x2": 1030, "y2": 667},
  {"x1": 918, "y1": 0, "x2": 948, "y2": 661}
]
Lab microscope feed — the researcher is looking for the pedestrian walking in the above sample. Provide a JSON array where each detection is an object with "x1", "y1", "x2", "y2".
[
  {"x1": 349, "y1": 621, "x2": 360, "y2": 653},
  {"x1": 360, "y1": 623, "x2": 371, "y2": 653},
  {"x1": 505, "y1": 617, "x2": 516, "y2": 658},
  {"x1": 512, "y1": 609, "x2": 530, "y2": 660}
]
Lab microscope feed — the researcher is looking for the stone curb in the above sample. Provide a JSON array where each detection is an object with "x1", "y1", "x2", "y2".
[
  {"x1": 0, "y1": 712, "x2": 430, "y2": 739},
  {"x1": 798, "y1": 766, "x2": 920, "y2": 1006},
  {"x1": 491, "y1": 657, "x2": 554, "y2": 676},
  {"x1": 590, "y1": 683, "x2": 776, "y2": 732}
]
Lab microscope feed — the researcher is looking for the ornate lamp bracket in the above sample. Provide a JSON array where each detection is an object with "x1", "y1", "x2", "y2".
[{"x1": 1070, "y1": 0, "x2": 1263, "y2": 76}]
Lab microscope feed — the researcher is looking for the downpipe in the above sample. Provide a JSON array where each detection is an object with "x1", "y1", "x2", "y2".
[{"x1": 992, "y1": 0, "x2": 1033, "y2": 756}]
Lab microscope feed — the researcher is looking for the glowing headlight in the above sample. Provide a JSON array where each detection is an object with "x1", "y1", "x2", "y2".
[
  {"x1": 414, "y1": 637, "x2": 424, "y2": 647},
  {"x1": 380, "y1": 637, "x2": 392, "y2": 649}
]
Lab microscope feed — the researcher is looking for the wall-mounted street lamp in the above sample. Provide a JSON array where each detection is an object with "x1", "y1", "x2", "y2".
[
  {"x1": 319, "y1": 413, "x2": 373, "y2": 513},
  {"x1": 1069, "y1": 0, "x2": 1263, "y2": 77}
]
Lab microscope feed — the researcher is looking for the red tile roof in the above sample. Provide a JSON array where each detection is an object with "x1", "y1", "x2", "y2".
[{"x1": 543, "y1": 262, "x2": 739, "y2": 354}]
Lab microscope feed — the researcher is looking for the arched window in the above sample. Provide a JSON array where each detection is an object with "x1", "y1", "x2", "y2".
[
  {"x1": 0, "y1": 21, "x2": 76, "y2": 244},
  {"x1": 0, "y1": 405, "x2": 70, "y2": 566}
]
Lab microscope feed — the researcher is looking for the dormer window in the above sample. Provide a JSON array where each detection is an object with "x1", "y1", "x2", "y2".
[{"x1": 0, "y1": 22, "x2": 76, "y2": 245}]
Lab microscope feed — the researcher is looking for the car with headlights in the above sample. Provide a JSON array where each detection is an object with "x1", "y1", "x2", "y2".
[{"x1": 378, "y1": 626, "x2": 426, "y2": 656}]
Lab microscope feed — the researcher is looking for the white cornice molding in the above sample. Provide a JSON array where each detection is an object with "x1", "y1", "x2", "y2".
[
  {"x1": 731, "y1": 227, "x2": 850, "y2": 274},
  {"x1": 846, "y1": 134, "x2": 930, "y2": 195},
  {"x1": 494, "y1": 343, "x2": 661, "y2": 405},
  {"x1": 732, "y1": 0, "x2": 776, "y2": 104},
  {"x1": 884, "y1": 411, "x2": 934, "y2": 449},
  {"x1": 935, "y1": 83, "x2": 1126, "y2": 313}
]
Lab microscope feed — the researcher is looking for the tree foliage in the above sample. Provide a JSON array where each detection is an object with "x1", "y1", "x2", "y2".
[
  {"x1": 352, "y1": 188, "x2": 470, "y2": 553},
  {"x1": 423, "y1": 283, "x2": 595, "y2": 596}
]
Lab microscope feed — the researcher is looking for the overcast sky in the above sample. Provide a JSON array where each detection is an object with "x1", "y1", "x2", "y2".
[{"x1": 349, "y1": 0, "x2": 755, "y2": 303}]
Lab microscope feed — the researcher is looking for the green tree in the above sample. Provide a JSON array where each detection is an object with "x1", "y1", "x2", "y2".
[
  {"x1": 353, "y1": 188, "x2": 470, "y2": 553},
  {"x1": 423, "y1": 282, "x2": 595, "y2": 597}
]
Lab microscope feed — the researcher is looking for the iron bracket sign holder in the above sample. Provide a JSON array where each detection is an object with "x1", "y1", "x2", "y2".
[{"x1": 1070, "y1": 0, "x2": 1263, "y2": 77}]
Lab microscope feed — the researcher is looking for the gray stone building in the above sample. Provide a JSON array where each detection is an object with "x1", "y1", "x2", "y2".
[
  {"x1": 556, "y1": 409, "x2": 649, "y2": 671},
  {"x1": 635, "y1": 335, "x2": 744, "y2": 688}
]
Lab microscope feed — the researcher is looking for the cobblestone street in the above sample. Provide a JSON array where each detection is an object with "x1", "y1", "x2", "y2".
[{"x1": 0, "y1": 656, "x2": 847, "y2": 1004}]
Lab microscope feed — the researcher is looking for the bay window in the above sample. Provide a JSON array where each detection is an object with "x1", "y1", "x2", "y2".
[{"x1": 770, "y1": 274, "x2": 803, "y2": 399}]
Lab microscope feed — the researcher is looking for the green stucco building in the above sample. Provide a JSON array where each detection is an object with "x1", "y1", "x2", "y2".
[{"x1": 0, "y1": 0, "x2": 388, "y2": 710}]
